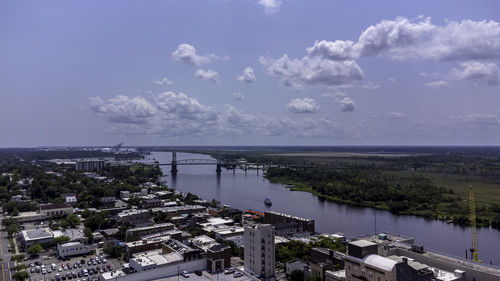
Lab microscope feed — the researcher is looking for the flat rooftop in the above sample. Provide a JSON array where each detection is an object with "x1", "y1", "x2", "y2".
[
  {"x1": 349, "y1": 239, "x2": 377, "y2": 247},
  {"x1": 22, "y1": 228, "x2": 53, "y2": 240}
]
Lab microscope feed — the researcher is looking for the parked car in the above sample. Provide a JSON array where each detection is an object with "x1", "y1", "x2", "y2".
[
  {"x1": 181, "y1": 270, "x2": 189, "y2": 278},
  {"x1": 224, "y1": 268, "x2": 235, "y2": 274},
  {"x1": 233, "y1": 272, "x2": 244, "y2": 278}
]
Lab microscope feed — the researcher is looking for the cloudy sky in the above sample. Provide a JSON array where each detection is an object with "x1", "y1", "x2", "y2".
[{"x1": 1, "y1": 0, "x2": 500, "y2": 147}]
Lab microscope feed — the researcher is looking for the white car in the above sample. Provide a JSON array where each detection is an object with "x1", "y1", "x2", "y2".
[
  {"x1": 234, "y1": 272, "x2": 244, "y2": 278},
  {"x1": 181, "y1": 270, "x2": 189, "y2": 278}
]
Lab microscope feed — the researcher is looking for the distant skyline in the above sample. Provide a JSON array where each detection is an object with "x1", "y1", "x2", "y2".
[{"x1": 1, "y1": 0, "x2": 500, "y2": 147}]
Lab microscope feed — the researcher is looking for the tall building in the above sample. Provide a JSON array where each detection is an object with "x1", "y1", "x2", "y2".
[
  {"x1": 75, "y1": 160, "x2": 105, "y2": 171},
  {"x1": 244, "y1": 224, "x2": 275, "y2": 279}
]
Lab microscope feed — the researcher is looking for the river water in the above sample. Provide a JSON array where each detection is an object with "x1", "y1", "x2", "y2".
[{"x1": 146, "y1": 151, "x2": 500, "y2": 265}]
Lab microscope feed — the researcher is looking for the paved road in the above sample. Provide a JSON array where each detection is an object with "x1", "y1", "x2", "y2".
[{"x1": 0, "y1": 214, "x2": 12, "y2": 281}]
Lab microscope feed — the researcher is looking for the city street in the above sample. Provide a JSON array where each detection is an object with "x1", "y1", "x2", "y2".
[{"x1": 0, "y1": 213, "x2": 12, "y2": 281}]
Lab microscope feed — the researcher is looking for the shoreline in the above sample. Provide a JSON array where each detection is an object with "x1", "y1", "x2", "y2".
[{"x1": 264, "y1": 175, "x2": 497, "y2": 230}]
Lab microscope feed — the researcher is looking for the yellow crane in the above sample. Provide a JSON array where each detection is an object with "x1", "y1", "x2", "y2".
[{"x1": 469, "y1": 185, "x2": 481, "y2": 263}]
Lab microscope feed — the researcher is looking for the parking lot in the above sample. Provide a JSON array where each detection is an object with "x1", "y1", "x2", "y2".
[{"x1": 25, "y1": 252, "x2": 122, "y2": 281}]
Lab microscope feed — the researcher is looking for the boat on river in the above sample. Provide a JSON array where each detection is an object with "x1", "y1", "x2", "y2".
[{"x1": 264, "y1": 198, "x2": 272, "y2": 206}]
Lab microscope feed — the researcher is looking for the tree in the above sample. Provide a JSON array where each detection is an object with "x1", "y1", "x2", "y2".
[
  {"x1": 10, "y1": 254, "x2": 24, "y2": 262},
  {"x1": 104, "y1": 244, "x2": 125, "y2": 258},
  {"x1": 64, "y1": 214, "x2": 81, "y2": 228},
  {"x1": 84, "y1": 227, "x2": 94, "y2": 244},
  {"x1": 12, "y1": 271, "x2": 28, "y2": 281},
  {"x1": 27, "y1": 244, "x2": 43, "y2": 256},
  {"x1": 290, "y1": 270, "x2": 304, "y2": 281}
]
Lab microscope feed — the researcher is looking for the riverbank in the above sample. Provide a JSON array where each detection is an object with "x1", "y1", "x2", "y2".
[{"x1": 264, "y1": 172, "x2": 499, "y2": 230}]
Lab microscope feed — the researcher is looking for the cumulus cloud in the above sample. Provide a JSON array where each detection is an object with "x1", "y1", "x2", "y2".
[
  {"x1": 90, "y1": 95, "x2": 157, "y2": 124},
  {"x1": 383, "y1": 111, "x2": 408, "y2": 119},
  {"x1": 172, "y1": 43, "x2": 219, "y2": 66},
  {"x1": 362, "y1": 81, "x2": 380, "y2": 90},
  {"x1": 195, "y1": 69, "x2": 220, "y2": 83},
  {"x1": 90, "y1": 92, "x2": 363, "y2": 139},
  {"x1": 451, "y1": 61, "x2": 500, "y2": 86},
  {"x1": 286, "y1": 98, "x2": 320, "y2": 113},
  {"x1": 237, "y1": 67, "x2": 257, "y2": 83},
  {"x1": 257, "y1": 0, "x2": 281, "y2": 14},
  {"x1": 260, "y1": 55, "x2": 363, "y2": 89},
  {"x1": 233, "y1": 92, "x2": 245, "y2": 101},
  {"x1": 452, "y1": 113, "x2": 500, "y2": 126},
  {"x1": 424, "y1": 80, "x2": 451, "y2": 88},
  {"x1": 152, "y1": 77, "x2": 174, "y2": 86},
  {"x1": 336, "y1": 97, "x2": 356, "y2": 112},
  {"x1": 321, "y1": 92, "x2": 346, "y2": 98},
  {"x1": 307, "y1": 17, "x2": 500, "y2": 61}
]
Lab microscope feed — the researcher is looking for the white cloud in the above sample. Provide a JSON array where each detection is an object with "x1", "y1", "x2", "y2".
[
  {"x1": 321, "y1": 92, "x2": 346, "y2": 98},
  {"x1": 336, "y1": 97, "x2": 356, "y2": 112},
  {"x1": 452, "y1": 113, "x2": 500, "y2": 126},
  {"x1": 307, "y1": 17, "x2": 500, "y2": 61},
  {"x1": 257, "y1": 0, "x2": 281, "y2": 14},
  {"x1": 260, "y1": 55, "x2": 363, "y2": 89},
  {"x1": 388, "y1": 77, "x2": 397, "y2": 83},
  {"x1": 237, "y1": 67, "x2": 257, "y2": 83},
  {"x1": 424, "y1": 80, "x2": 451, "y2": 88},
  {"x1": 451, "y1": 61, "x2": 500, "y2": 86},
  {"x1": 90, "y1": 95, "x2": 157, "y2": 124},
  {"x1": 286, "y1": 98, "x2": 320, "y2": 113},
  {"x1": 420, "y1": 72, "x2": 439, "y2": 78},
  {"x1": 152, "y1": 77, "x2": 174, "y2": 86},
  {"x1": 90, "y1": 92, "x2": 364, "y2": 139},
  {"x1": 172, "y1": 43, "x2": 218, "y2": 66},
  {"x1": 195, "y1": 69, "x2": 220, "y2": 83},
  {"x1": 383, "y1": 111, "x2": 408, "y2": 119},
  {"x1": 362, "y1": 81, "x2": 380, "y2": 90},
  {"x1": 233, "y1": 92, "x2": 245, "y2": 101}
]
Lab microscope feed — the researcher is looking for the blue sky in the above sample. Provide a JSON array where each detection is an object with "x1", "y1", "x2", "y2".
[{"x1": 1, "y1": 0, "x2": 500, "y2": 146}]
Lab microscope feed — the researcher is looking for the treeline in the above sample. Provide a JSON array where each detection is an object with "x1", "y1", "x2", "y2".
[{"x1": 265, "y1": 167, "x2": 500, "y2": 229}]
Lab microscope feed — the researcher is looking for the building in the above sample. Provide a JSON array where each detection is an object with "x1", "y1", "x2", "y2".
[
  {"x1": 116, "y1": 209, "x2": 152, "y2": 227},
  {"x1": 18, "y1": 228, "x2": 54, "y2": 250},
  {"x1": 11, "y1": 211, "x2": 47, "y2": 223},
  {"x1": 244, "y1": 224, "x2": 275, "y2": 279},
  {"x1": 325, "y1": 270, "x2": 345, "y2": 281},
  {"x1": 62, "y1": 193, "x2": 77, "y2": 206},
  {"x1": 120, "y1": 191, "x2": 130, "y2": 200},
  {"x1": 75, "y1": 160, "x2": 105, "y2": 171},
  {"x1": 206, "y1": 244, "x2": 231, "y2": 273},
  {"x1": 286, "y1": 259, "x2": 309, "y2": 277},
  {"x1": 264, "y1": 211, "x2": 315, "y2": 235},
  {"x1": 125, "y1": 223, "x2": 175, "y2": 238},
  {"x1": 39, "y1": 203, "x2": 73, "y2": 217},
  {"x1": 142, "y1": 198, "x2": 162, "y2": 209},
  {"x1": 151, "y1": 205, "x2": 207, "y2": 217},
  {"x1": 344, "y1": 240, "x2": 434, "y2": 281},
  {"x1": 100, "y1": 197, "x2": 116, "y2": 207},
  {"x1": 57, "y1": 242, "x2": 92, "y2": 258},
  {"x1": 125, "y1": 236, "x2": 172, "y2": 261}
]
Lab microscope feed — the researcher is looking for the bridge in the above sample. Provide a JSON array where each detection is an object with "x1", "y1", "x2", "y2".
[
  {"x1": 156, "y1": 151, "x2": 238, "y2": 175},
  {"x1": 156, "y1": 151, "x2": 271, "y2": 175}
]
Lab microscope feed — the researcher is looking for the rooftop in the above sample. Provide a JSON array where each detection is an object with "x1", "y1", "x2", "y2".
[
  {"x1": 349, "y1": 239, "x2": 377, "y2": 248},
  {"x1": 265, "y1": 211, "x2": 313, "y2": 222},
  {"x1": 22, "y1": 228, "x2": 53, "y2": 240},
  {"x1": 362, "y1": 254, "x2": 398, "y2": 272},
  {"x1": 40, "y1": 203, "x2": 72, "y2": 210}
]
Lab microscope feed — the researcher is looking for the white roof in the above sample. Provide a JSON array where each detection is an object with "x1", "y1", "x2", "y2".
[{"x1": 363, "y1": 254, "x2": 397, "y2": 271}]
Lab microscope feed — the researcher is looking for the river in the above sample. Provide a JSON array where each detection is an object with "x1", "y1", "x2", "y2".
[{"x1": 145, "y1": 151, "x2": 500, "y2": 265}]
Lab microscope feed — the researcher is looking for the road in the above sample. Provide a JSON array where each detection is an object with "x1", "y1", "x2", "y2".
[{"x1": 0, "y1": 213, "x2": 12, "y2": 281}]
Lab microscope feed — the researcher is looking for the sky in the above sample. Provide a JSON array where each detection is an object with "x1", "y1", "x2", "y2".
[{"x1": 1, "y1": 0, "x2": 500, "y2": 147}]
